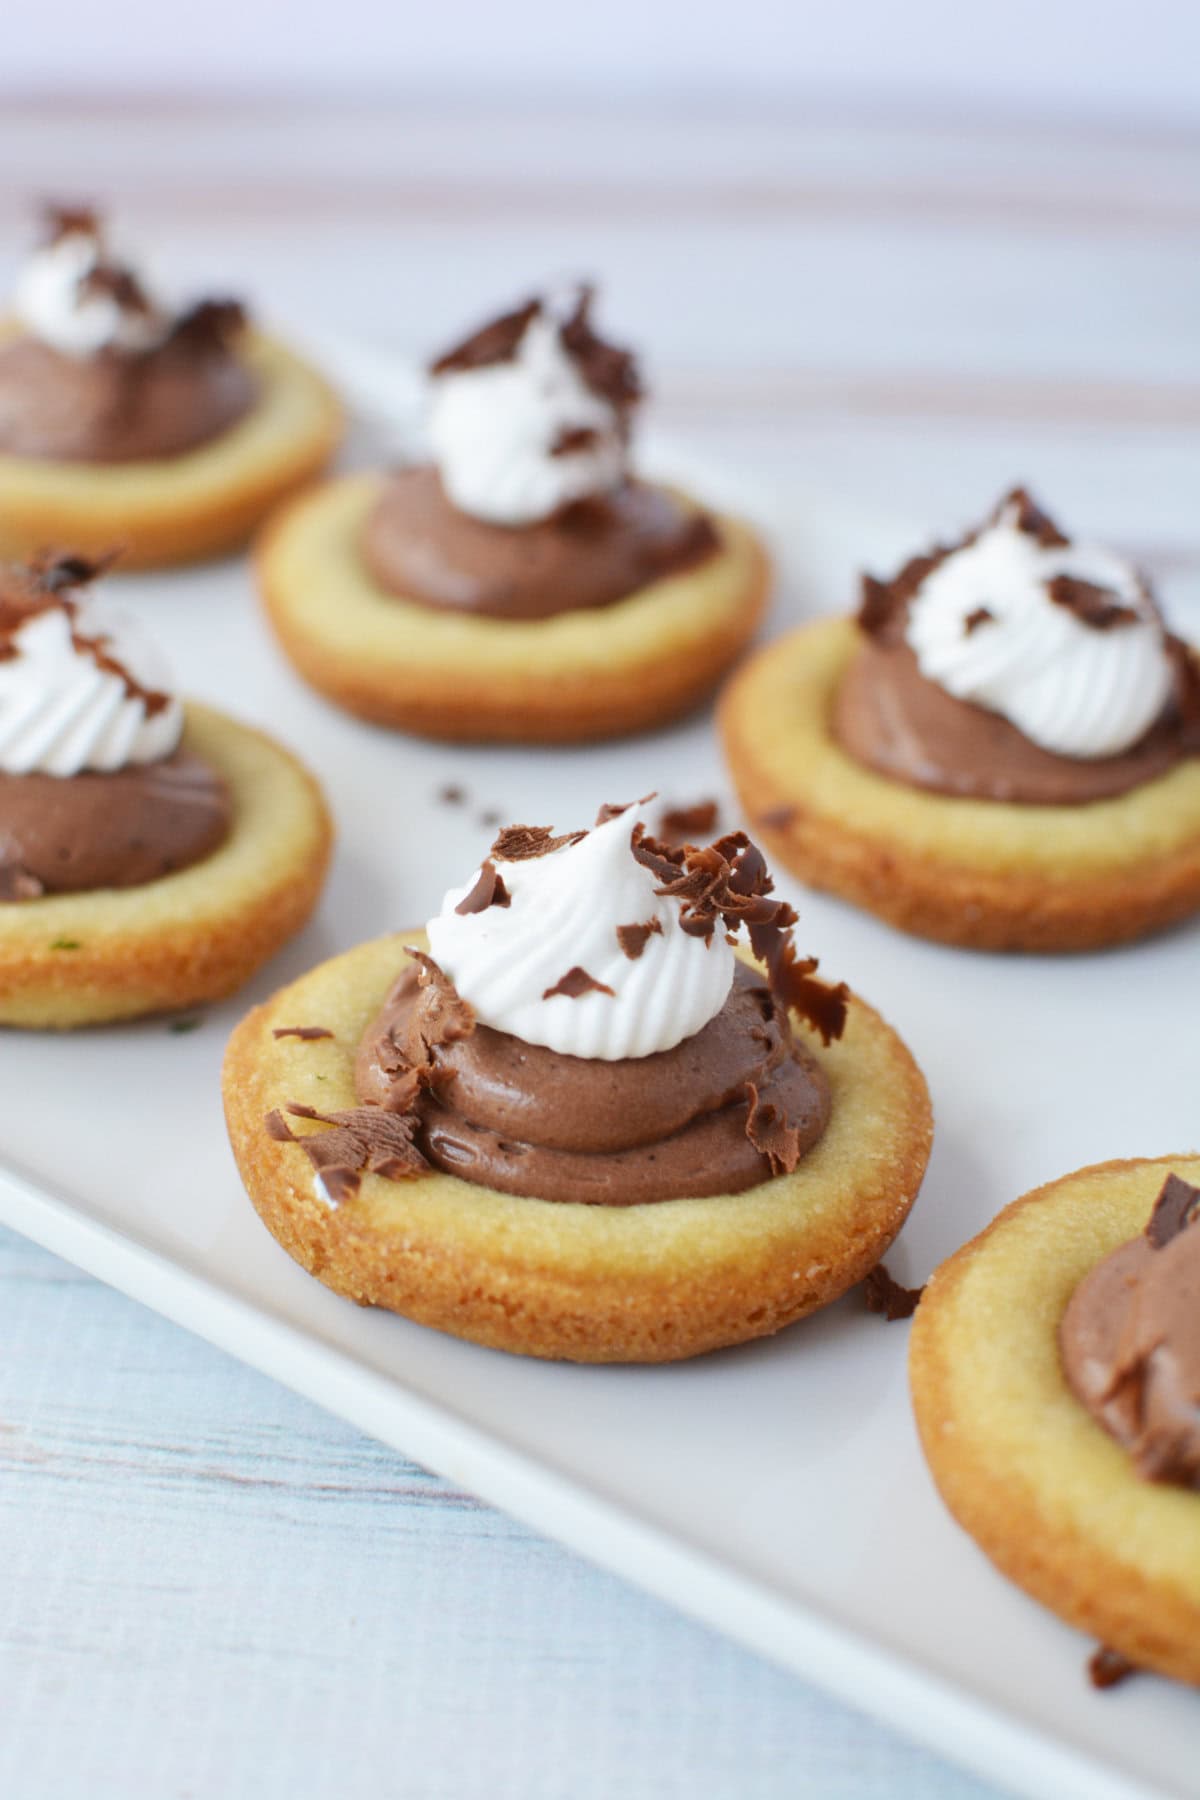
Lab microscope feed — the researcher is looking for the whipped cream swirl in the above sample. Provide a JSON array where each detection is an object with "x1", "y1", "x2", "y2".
[
  {"x1": 904, "y1": 495, "x2": 1175, "y2": 760},
  {"x1": 427, "y1": 289, "x2": 636, "y2": 527},
  {"x1": 0, "y1": 591, "x2": 183, "y2": 776},
  {"x1": 425, "y1": 803, "x2": 735, "y2": 1060},
  {"x1": 12, "y1": 208, "x2": 168, "y2": 359}
]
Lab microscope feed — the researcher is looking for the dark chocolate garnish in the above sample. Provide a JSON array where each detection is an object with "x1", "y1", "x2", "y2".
[
  {"x1": 430, "y1": 298, "x2": 541, "y2": 375},
  {"x1": 1005, "y1": 486, "x2": 1069, "y2": 548},
  {"x1": 559, "y1": 285, "x2": 642, "y2": 414},
  {"x1": 41, "y1": 201, "x2": 100, "y2": 246},
  {"x1": 1046, "y1": 574, "x2": 1140, "y2": 631},
  {"x1": 1146, "y1": 1172, "x2": 1200, "y2": 1249},
  {"x1": 1088, "y1": 1646, "x2": 1137, "y2": 1690},
  {"x1": 164, "y1": 297, "x2": 245, "y2": 358},
  {"x1": 0, "y1": 552, "x2": 170, "y2": 718},
  {"x1": 630, "y1": 823, "x2": 849, "y2": 1045},
  {"x1": 863, "y1": 1264, "x2": 924, "y2": 1321},
  {"x1": 542, "y1": 966, "x2": 616, "y2": 1001},
  {"x1": 595, "y1": 792, "x2": 655, "y2": 826},
  {"x1": 265, "y1": 1103, "x2": 427, "y2": 1203},
  {"x1": 615, "y1": 917, "x2": 663, "y2": 959},
  {"x1": 963, "y1": 606, "x2": 995, "y2": 635},
  {"x1": 550, "y1": 424, "x2": 601, "y2": 457},
  {"x1": 490, "y1": 823, "x2": 587, "y2": 861},
  {"x1": 264, "y1": 951, "x2": 475, "y2": 1200},
  {"x1": 455, "y1": 860, "x2": 511, "y2": 915},
  {"x1": 659, "y1": 799, "x2": 720, "y2": 843},
  {"x1": 271, "y1": 1025, "x2": 335, "y2": 1041},
  {"x1": 744, "y1": 1079, "x2": 804, "y2": 1176}
]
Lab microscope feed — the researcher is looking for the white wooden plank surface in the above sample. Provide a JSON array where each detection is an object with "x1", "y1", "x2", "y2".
[{"x1": 1, "y1": 99, "x2": 1197, "y2": 1800}]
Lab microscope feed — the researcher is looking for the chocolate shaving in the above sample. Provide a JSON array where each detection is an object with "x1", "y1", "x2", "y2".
[
  {"x1": 659, "y1": 799, "x2": 720, "y2": 843},
  {"x1": 595, "y1": 792, "x2": 655, "y2": 826},
  {"x1": 1145, "y1": 1172, "x2": 1200, "y2": 1249},
  {"x1": 963, "y1": 606, "x2": 995, "y2": 635},
  {"x1": 454, "y1": 860, "x2": 511, "y2": 915},
  {"x1": 265, "y1": 1103, "x2": 427, "y2": 1203},
  {"x1": 430, "y1": 298, "x2": 541, "y2": 375},
  {"x1": 490, "y1": 823, "x2": 587, "y2": 861},
  {"x1": 863, "y1": 1264, "x2": 924, "y2": 1321},
  {"x1": 630, "y1": 823, "x2": 848, "y2": 1045},
  {"x1": 615, "y1": 917, "x2": 662, "y2": 959},
  {"x1": 744, "y1": 1080, "x2": 804, "y2": 1176},
  {"x1": 271, "y1": 1025, "x2": 334, "y2": 1041},
  {"x1": 80, "y1": 261, "x2": 155, "y2": 319},
  {"x1": 41, "y1": 201, "x2": 101, "y2": 246},
  {"x1": 1004, "y1": 486, "x2": 1069, "y2": 548},
  {"x1": 1046, "y1": 574, "x2": 1140, "y2": 631},
  {"x1": 264, "y1": 952, "x2": 475, "y2": 1201},
  {"x1": 1088, "y1": 1646, "x2": 1137, "y2": 1690},
  {"x1": 550, "y1": 424, "x2": 601, "y2": 457},
  {"x1": 559, "y1": 285, "x2": 642, "y2": 415},
  {"x1": 542, "y1": 966, "x2": 615, "y2": 1001}
]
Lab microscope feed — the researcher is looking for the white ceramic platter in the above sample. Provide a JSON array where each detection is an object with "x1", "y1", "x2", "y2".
[{"x1": 1, "y1": 350, "x2": 1197, "y2": 1800}]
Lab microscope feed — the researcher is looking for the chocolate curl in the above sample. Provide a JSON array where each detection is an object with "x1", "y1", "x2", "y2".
[
  {"x1": 615, "y1": 917, "x2": 662, "y2": 960},
  {"x1": 1146, "y1": 1173, "x2": 1200, "y2": 1248},
  {"x1": 863, "y1": 1264, "x2": 924, "y2": 1321},
  {"x1": 265, "y1": 1103, "x2": 427, "y2": 1204},
  {"x1": 490, "y1": 823, "x2": 587, "y2": 861},
  {"x1": 454, "y1": 860, "x2": 511, "y2": 915},
  {"x1": 559, "y1": 284, "x2": 642, "y2": 414},
  {"x1": 630, "y1": 823, "x2": 849, "y2": 1045},
  {"x1": 1045, "y1": 574, "x2": 1140, "y2": 631},
  {"x1": 744, "y1": 1081, "x2": 804, "y2": 1176},
  {"x1": 430, "y1": 297, "x2": 542, "y2": 375}
]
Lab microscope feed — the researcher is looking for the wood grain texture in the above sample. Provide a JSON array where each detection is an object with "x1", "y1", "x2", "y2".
[{"x1": 1, "y1": 96, "x2": 1195, "y2": 1800}]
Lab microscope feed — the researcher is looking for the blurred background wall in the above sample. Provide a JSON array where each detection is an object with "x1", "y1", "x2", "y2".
[{"x1": 4, "y1": 0, "x2": 1199, "y2": 121}]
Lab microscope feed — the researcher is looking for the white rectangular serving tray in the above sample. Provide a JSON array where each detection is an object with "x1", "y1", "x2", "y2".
[{"x1": 2, "y1": 356, "x2": 1197, "y2": 1800}]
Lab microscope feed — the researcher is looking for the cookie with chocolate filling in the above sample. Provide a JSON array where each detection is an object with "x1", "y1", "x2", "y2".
[
  {"x1": 257, "y1": 287, "x2": 768, "y2": 743},
  {"x1": 0, "y1": 204, "x2": 341, "y2": 568},
  {"x1": 223, "y1": 801, "x2": 931, "y2": 1363},
  {"x1": 720, "y1": 488, "x2": 1200, "y2": 951},
  {"x1": 0, "y1": 555, "x2": 332, "y2": 1026},
  {"x1": 910, "y1": 1155, "x2": 1200, "y2": 1687}
]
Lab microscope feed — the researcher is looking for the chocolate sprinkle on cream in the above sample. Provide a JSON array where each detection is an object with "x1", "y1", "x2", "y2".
[
  {"x1": 454, "y1": 859, "x2": 511, "y2": 915},
  {"x1": 542, "y1": 966, "x2": 616, "y2": 1001},
  {"x1": 1088, "y1": 1646, "x2": 1138, "y2": 1691},
  {"x1": 595, "y1": 793, "x2": 655, "y2": 826},
  {"x1": 490, "y1": 823, "x2": 588, "y2": 861},
  {"x1": 1046, "y1": 573, "x2": 1141, "y2": 631},
  {"x1": 630, "y1": 823, "x2": 849, "y2": 1045},
  {"x1": 0, "y1": 553, "x2": 173, "y2": 718},
  {"x1": 1146, "y1": 1172, "x2": 1200, "y2": 1248},
  {"x1": 272, "y1": 1025, "x2": 334, "y2": 1041},
  {"x1": 863, "y1": 1264, "x2": 925, "y2": 1321},
  {"x1": 430, "y1": 298, "x2": 542, "y2": 375},
  {"x1": 615, "y1": 917, "x2": 663, "y2": 959},
  {"x1": 963, "y1": 606, "x2": 995, "y2": 635}
]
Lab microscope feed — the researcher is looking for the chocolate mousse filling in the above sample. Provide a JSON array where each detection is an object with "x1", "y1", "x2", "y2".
[
  {"x1": 361, "y1": 466, "x2": 719, "y2": 621},
  {"x1": 349, "y1": 961, "x2": 830, "y2": 1205},
  {"x1": 833, "y1": 637, "x2": 1193, "y2": 804},
  {"x1": 0, "y1": 320, "x2": 257, "y2": 464},
  {"x1": 0, "y1": 750, "x2": 232, "y2": 899},
  {"x1": 1060, "y1": 1174, "x2": 1200, "y2": 1489}
]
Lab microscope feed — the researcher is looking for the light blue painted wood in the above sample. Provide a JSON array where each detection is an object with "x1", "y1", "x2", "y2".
[{"x1": 0, "y1": 1226, "x2": 1008, "y2": 1800}]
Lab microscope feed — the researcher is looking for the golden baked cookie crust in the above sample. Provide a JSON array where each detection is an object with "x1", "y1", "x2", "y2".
[
  {"x1": 223, "y1": 934, "x2": 932, "y2": 1363},
  {"x1": 0, "y1": 329, "x2": 343, "y2": 569},
  {"x1": 910, "y1": 1154, "x2": 1200, "y2": 1686},
  {"x1": 720, "y1": 618, "x2": 1200, "y2": 951},
  {"x1": 0, "y1": 702, "x2": 332, "y2": 1027},
  {"x1": 256, "y1": 473, "x2": 771, "y2": 743}
]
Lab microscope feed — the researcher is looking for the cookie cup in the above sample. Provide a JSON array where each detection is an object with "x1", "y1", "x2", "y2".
[
  {"x1": 0, "y1": 702, "x2": 332, "y2": 1028},
  {"x1": 0, "y1": 328, "x2": 343, "y2": 569},
  {"x1": 720, "y1": 618, "x2": 1200, "y2": 952},
  {"x1": 222, "y1": 933, "x2": 932, "y2": 1364},
  {"x1": 256, "y1": 472, "x2": 770, "y2": 743},
  {"x1": 910, "y1": 1154, "x2": 1200, "y2": 1686}
]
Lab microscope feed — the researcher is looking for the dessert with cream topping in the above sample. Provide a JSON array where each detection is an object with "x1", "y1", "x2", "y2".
[
  {"x1": 912, "y1": 1154, "x2": 1200, "y2": 1687},
  {"x1": 256, "y1": 286, "x2": 769, "y2": 742},
  {"x1": 720, "y1": 486, "x2": 1200, "y2": 951},
  {"x1": 222, "y1": 799, "x2": 931, "y2": 1362},
  {"x1": 0, "y1": 202, "x2": 341, "y2": 568},
  {"x1": 0, "y1": 552, "x2": 332, "y2": 1026}
]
